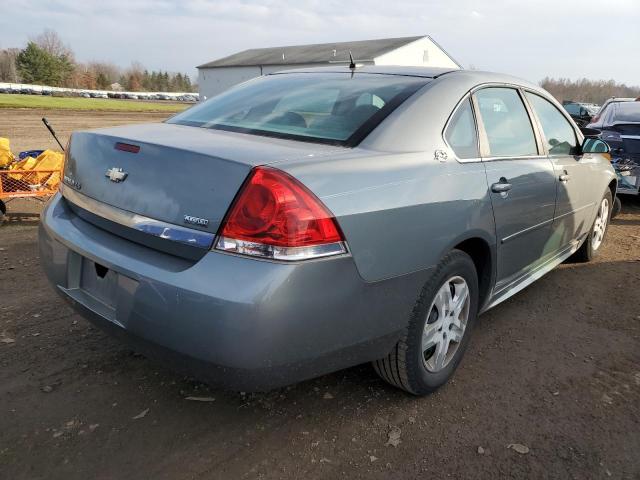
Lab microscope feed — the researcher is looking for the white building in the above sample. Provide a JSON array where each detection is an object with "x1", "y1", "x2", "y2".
[{"x1": 197, "y1": 35, "x2": 461, "y2": 99}]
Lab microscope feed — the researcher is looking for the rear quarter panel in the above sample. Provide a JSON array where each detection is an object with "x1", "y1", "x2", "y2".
[{"x1": 287, "y1": 155, "x2": 495, "y2": 283}]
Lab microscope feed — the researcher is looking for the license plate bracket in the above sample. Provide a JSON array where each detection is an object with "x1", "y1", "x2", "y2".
[{"x1": 80, "y1": 258, "x2": 118, "y2": 308}]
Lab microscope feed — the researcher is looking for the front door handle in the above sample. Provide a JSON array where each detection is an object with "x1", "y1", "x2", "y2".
[
  {"x1": 491, "y1": 179, "x2": 512, "y2": 193},
  {"x1": 559, "y1": 173, "x2": 570, "y2": 183}
]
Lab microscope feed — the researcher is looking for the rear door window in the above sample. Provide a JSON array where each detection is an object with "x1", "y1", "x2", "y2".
[
  {"x1": 613, "y1": 102, "x2": 640, "y2": 123},
  {"x1": 444, "y1": 99, "x2": 479, "y2": 159},
  {"x1": 526, "y1": 92, "x2": 577, "y2": 155},
  {"x1": 475, "y1": 88, "x2": 538, "y2": 157}
]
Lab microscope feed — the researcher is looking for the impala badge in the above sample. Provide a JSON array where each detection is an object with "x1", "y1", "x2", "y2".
[
  {"x1": 434, "y1": 149, "x2": 448, "y2": 162},
  {"x1": 106, "y1": 167, "x2": 128, "y2": 183},
  {"x1": 184, "y1": 215, "x2": 209, "y2": 226}
]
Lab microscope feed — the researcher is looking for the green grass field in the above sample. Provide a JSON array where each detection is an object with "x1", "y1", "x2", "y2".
[{"x1": 0, "y1": 94, "x2": 188, "y2": 112}]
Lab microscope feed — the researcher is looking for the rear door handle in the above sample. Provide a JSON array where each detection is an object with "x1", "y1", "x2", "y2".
[
  {"x1": 559, "y1": 173, "x2": 570, "y2": 182},
  {"x1": 491, "y1": 179, "x2": 512, "y2": 193}
]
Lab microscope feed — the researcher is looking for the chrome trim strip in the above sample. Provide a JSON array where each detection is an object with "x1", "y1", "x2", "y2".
[
  {"x1": 620, "y1": 135, "x2": 640, "y2": 140},
  {"x1": 500, "y1": 203, "x2": 594, "y2": 244},
  {"x1": 482, "y1": 155, "x2": 548, "y2": 162},
  {"x1": 501, "y1": 217, "x2": 553, "y2": 244},
  {"x1": 60, "y1": 184, "x2": 215, "y2": 249},
  {"x1": 215, "y1": 236, "x2": 348, "y2": 262},
  {"x1": 552, "y1": 202, "x2": 596, "y2": 221}
]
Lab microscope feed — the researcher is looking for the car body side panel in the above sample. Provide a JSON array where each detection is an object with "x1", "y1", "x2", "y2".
[{"x1": 279, "y1": 152, "x2": 496, "y2": 283}]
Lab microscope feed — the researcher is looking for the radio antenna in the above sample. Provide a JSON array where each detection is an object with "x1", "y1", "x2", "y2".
[{"x1": 348, "y1": 51, "x2": 356, "y2": 70}]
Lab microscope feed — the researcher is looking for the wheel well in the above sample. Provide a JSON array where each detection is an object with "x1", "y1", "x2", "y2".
[
  {"x1": 608, "y1": 178, "x2": 617, "y2": 198},
  {"x1": 454, "y1": 238, "x2": 492, "y2": 308}
]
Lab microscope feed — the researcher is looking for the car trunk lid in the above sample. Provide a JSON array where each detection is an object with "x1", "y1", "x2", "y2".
[{"x1": 64, "y1": 122, "x2": 347, "y2": 236}]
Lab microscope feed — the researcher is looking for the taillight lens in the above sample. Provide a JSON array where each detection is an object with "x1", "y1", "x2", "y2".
[{"x1": 215, "y1": 166, "x2": 347, "y2": 261}]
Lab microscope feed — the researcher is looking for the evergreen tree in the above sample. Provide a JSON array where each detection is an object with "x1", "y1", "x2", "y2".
[{"x1": 16, "y1": 42, "x2": 57, "y2": 84}]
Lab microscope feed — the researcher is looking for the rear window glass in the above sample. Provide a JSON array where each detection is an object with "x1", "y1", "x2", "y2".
[
  {"x1": 445, "y1": 99, "x2": 478, "y2": 159},
  {"x1": 612, "y1": 102, "x2": 640, "y2": 123},
  {"x1": 168, "y1": 73, "x2": 429, "y2": 146}
]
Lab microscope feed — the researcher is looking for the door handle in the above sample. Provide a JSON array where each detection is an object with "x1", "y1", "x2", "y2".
[
  {"x1": 491, "y1": 179, "x2": 512, "y2": 193},
  {"x1": 559, "y1": 173, "x2": 570, "y2": 183}
]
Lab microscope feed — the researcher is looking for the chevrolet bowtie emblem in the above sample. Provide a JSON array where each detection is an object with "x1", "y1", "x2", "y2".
[{"x1": 106, "y1": 167, "x2": 128, "y2": 183}]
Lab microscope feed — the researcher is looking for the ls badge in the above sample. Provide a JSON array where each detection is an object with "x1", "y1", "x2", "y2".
[{"x1": 105, "y1": 167, "x2": 128, "y2": 183}]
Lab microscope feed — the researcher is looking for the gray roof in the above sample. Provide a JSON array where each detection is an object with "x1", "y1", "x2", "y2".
[
  {"x1": 198, "y1": 36, "x2": 427, "y2": 69},
  {"x1": 273, "y1": 65, "x2": 458, "y2": 78},
  {"x1": 269, "y1": 67, "x2": 537, "y2": 91}
]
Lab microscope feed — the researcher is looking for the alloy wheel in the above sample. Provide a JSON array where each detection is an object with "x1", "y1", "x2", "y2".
[
  {"x1": 592, "y1": 197, "x2": 609, "y2": 251},
  {"x1": 422, "y1": 276, "x2": 470, "y2": 372}
]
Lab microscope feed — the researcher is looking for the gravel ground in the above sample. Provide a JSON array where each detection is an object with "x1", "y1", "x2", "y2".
[{"x1": 0, "y1": 110, "x2": 639, "y2": 479}]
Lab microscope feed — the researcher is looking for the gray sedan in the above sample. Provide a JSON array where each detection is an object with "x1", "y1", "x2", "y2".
[{"x1": 40, "y1": 66, "x2": 616, "y2": 394}]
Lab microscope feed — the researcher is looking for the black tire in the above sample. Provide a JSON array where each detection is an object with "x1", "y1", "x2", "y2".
[
  {"x1": 0, "y1": 199, "x2": 5, "y2": 215},
  {"x1": 372, "y1": 249, "x2": 479, "y2": 395},
  {"x1": 572, "y1": 189, "x2": 613, "y2": 262},
  {"x1": 611, "y1": 195, "x2": 621, "y2": 219}
]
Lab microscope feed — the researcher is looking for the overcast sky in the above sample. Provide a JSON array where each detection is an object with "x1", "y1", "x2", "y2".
[{"x1": 3, "y1": 0, "x2": 639, "y2": 85}]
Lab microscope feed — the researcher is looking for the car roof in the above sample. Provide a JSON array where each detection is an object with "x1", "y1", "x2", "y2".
[
  {"x1": 270, "y1": 66, "x2": 542, "y2": 90},
  {"x1": 273, "y1": 65, "x2": 457, "y2": 78}
]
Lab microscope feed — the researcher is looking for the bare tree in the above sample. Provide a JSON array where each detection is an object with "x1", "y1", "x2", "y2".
[
  {"x1": 0, "y1": 48, "x2": 20, "y2": 82},
  {"x1": 541, "y1": 77, "x2": 640, "y2": 105},
  {"x1": 88, "y1": 62, "x2": 120, "y2": 87},
  {"x1": 32, "y1": 29, "x2": 74, "y2": 61}
]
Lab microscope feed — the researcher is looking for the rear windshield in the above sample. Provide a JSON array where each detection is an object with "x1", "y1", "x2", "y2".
[
  {"x1": 612, "y1": 102, "x2": 640, "y2": 124},
  {"x1": 168, "y1": 73, "x2": 430, "y2": 146}
]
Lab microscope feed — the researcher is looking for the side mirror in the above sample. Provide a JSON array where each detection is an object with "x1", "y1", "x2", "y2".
[{"x1": 581, "y1": 137, "x2": 610, "y2": 156}]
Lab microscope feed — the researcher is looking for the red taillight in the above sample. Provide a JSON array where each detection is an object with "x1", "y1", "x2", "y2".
[{"x1": 215, "y1": 166, "x2": 346, "y2": 261}]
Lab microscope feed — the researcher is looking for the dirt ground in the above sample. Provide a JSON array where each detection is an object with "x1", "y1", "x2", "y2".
[
  {"x1": 1, "y1": 110, "x2": 639, "y2": 479},
  {"x1": 0, "y1": 108, "x2": 171, "y2": 153}
]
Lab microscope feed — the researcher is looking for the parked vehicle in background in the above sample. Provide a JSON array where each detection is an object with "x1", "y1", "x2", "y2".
[
  {"x1": 590, "y1": 101, "x2": 640, "y2": 197},
  {"x1": 40, "y1": 67, "x2": 616, "y2": 395},
  {"x1": 563, "y1": 101, "x2": 599, "y2": 127},
  {"x1": 590, "y1": 97, "x2": 636, "y2": 125}
]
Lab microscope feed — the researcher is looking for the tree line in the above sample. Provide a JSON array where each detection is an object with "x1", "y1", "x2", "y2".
[
  {"x1": 0, "y1": 29, "x2": 196, "y2": 92},
  {"x1": 540, "y1": 77, "x2": 640, "y2": 105}
]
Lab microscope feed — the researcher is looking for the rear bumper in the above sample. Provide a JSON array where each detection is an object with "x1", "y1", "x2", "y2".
[{"x1": 39, "y1": 193, "x2": 431, "y2": 390}]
